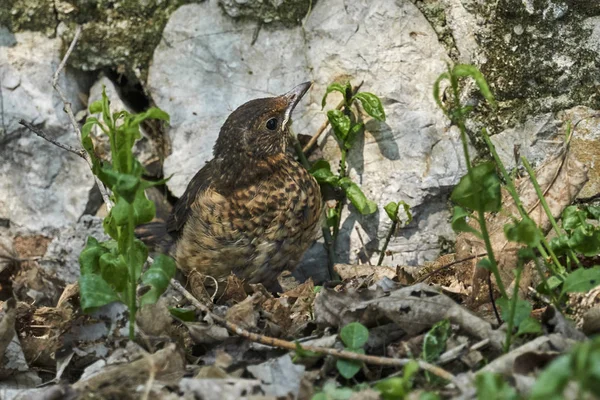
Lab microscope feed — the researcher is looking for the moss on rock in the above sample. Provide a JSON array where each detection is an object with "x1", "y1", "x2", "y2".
[{"x1": 218, "y1": 0, "x2": 313, "y2": 25}]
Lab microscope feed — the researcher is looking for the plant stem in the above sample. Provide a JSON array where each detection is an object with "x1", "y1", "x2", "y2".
[
  {"x1": 521, "y1": 157, "x2": 581, "y2": 270},
  {"x1": 377, "y1": 220, "x2": 397, "y2": 266},
  {"x1": 451, "y1": 78, "x2": 506, "y2": 299},
  {"x1": 504, "y1": 265, "x2": 522, "y2": 352},
  {"x1": 322, "y1": 226, "x2": 338, "y2": 280},
  {"x1": 127, "y1": 205, "x2": 136, "y2": 340}
]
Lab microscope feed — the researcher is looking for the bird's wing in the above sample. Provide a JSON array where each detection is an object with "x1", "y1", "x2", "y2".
[{"x1": 166, "y1": 160, "x2": 215, "y2": 237}]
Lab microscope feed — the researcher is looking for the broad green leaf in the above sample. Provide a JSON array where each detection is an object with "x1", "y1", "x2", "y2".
[
  {"x1": 339, "y1": 178, "x2": 377, "y2": 215},
  {"x1": 327, "y1": 109, "x2": 351, "y2": 142},
  {"x1": 451, "y1": 206, "x2": 481, "y2": 238},
  {"x1": 340, "y1": 322, "x2": 369, "y2": 348},
  {"x1": 475, "y1": 372, "x2": 518, "y2": 400},
  {"x1": 79, "y1": 274, "x2": 120, "y2": 313},
  {"x1": 344, "y1": 122, "x2": 363, "y2": 150},
  {"x1": 422, "y1": 319, "x2": 450, "y2": 363},
  {"x1": 516, "y1": 317, "x2": 542, "y2": 336},
  {"x1": 496, "y1": 296, "x2": 532, "y2": 328},
  {"x1": 562, "y1": 206, "x2": 586, "y2": 231},
  {"x1": 549, "y1": 235, "x2": 571, "y2": 256},
  {"x1": 169, "y1": 307, "x2": 196, "y2": 322},
  {"x1": 562, "y1": 266, "x2": 600, "y2": 294},
  {"x1": 568, "y1": 226, "x2": 600, "y2": 256},
  {"x1": 335, "y1": 348, "x2": 365, "y2": 379},
  {"x1": 529, "y1": 355, "x2": 572, "y2": 400},
  {"x1": 353, "y1": 92, "x2": 386, "y2": 121},
  {"x1": 140, "y1": 254, "x2": 177, "y2": 306},
  {"x1": 452, "y1": 64, "x2": 497, "y2": 110},
  {"x1": 451, "y1": 162, "x2": 501, "y2": 212},
  {"x1": 321, "y1": 82, "x2": 351, "y2": 108},
  {"x1": 79, "y1": 236, "x2": 110, "y2": 276},
  {"x1": 586, "y1": 205, "x2": 600, "y2": 220},
  {"x1": 504, "y1": 217, "x2": 541, "y2": 247},
  {"x1": 309, "y1": 160, "x2": 339, "y2": 186},
  {"x1": 99, "y1": 252, "x2": 128, "y2": 293},
  {"x1": 384, "y1": 202, "x2": 399, "y2": 222}
]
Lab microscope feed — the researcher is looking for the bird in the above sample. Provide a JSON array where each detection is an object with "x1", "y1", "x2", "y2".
[{"x1": 139, "y1": 82, "x2": 322, "y2": 292}]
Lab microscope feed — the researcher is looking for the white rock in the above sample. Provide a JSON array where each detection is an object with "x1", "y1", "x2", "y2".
[
  {"x1": 148, "y1": 0, "x2": 466, "y2": 271},
  {"x1": 0, "y1": 31, "x2": 93, "y2": 231}
]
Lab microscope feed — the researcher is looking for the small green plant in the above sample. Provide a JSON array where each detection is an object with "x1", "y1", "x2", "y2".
[
  {"x1": 421, "y1": 319, "x2": 450, "y2": 383},
  {"x1": 311, "y1": 82, "x2": 385, "y2": 269},
  {"x1": 378, "y1": 201, "x2": 412, "y2": 266},
  {"x1": 78, "y1": 88, "x2": 176, "y2": 340},
  {"x1": 374, "y1": 360, "x2": 419, "y2": 400},
  {"x1": 336, "y1": 322, "x2": 369, "y2": 379}
]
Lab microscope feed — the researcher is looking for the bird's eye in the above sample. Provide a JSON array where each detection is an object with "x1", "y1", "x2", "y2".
[{"x1": 266, "y1": 118, "x2": 278, "y2": 131}]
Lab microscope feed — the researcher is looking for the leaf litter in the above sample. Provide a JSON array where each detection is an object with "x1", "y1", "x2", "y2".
[{"x1": 0, "y1": 149, "x2": 598, "y2": 400}]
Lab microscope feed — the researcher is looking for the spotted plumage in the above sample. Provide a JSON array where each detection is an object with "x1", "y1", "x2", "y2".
[{"x1": 144, "y1": 82, "x2": 322, "y2": 290}]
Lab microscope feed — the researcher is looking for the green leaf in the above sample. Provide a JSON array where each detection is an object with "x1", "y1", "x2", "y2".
[
  {"x1": 322, "y1": 82, "x2": 351, "y2": 108},
  {"x1": 384, "y1": 202, "x2": 399, "y2": 222},
  {"x1": 139, "y1": 254, "x2": 177, "y2": 306},
  {"x1": 451, "y1": 162, "x2": 501, "y2": 212},
  {"x1": 340, "y1": 322, "x2": 369, "y2": 348},
  {"x1": 310, "y1": 160, "x2": 340, "y2": 186},
  {"x1": 169, "y1": 307, "x2": 196, "y2": 322},
  {"x1": 475, "y1": 372, "x2": 518, "y2": 400},
  {"x1": 293, "y1": 342, "x2": 321, "y2": 359},
  {"x1": 98, "y1": 167, "x2": 140, "y2": 203},
  {"x1": 339, "y1": 178, "x2": 377, "y2": 215},
  {"x1": 562, "y1": 206, "x2": 587, "y2": 231},
  {"x1": 586, "y1": 205, "x2": 600, "y2": 220},
  {"x1": 99, "y1": 252, "x2": 128, "y2": 293},
  {"x1": 79, "y1": 236, "x2": 110, "y2": 276},
  {"x1": 452, "y1": 64, "x2": 497, "y2": 110},
  {"x1": 477, "y1": 258, "x2": 492, "y2": 270},
  {"x1": 568, "y1": 226, "x2": 600, "y2": 257},
  {"x1": 562, "y1": 266, "x2": 600, "y2": 294},
  {"x1": 496, "y1": 296, "x2": 532, "y2": 329},
  {"x1": 344, "y1": 122, "x2": 363, "y2": 150},
  {"x1": 419, "y1": 393, "x2": 441, "y2": 400},
  {"x1": 131, "y1": 107, "x2": 170, "y2": 125},
  {"x1": 353, "y1": 92, "x2": 386, "y2": 121},
  {"x1": 326, "y1": 207, "x2": 339, "y2": 228},
  {"x1": 451, "y1": 206, "x2": 482, "y2": 238},
  {"x1": 327, "y1": 110, "x2": 351, "y2": 142},
  {"x1": 422, "y1": 319, "x2": 450, "y2": 363},
  {"x1": 89, "y1": 100, "x2": 103, "y2": 114},
  {"x1": 79, "y1": 274, "x2": 120, "y2": 313},
  {"x1": 516, "y1": 317, "x2": 542, "y2": 336},
  {"x1": 504, "y1": 217, "x2": 541, "y2": 247},
  {"x1": 529, "y1": 355, "x2": 572, "y2": 400},
  {"x1": 549, "y1": 235, "x2": 571, "y2": 256},
  {"x1": 336, "y1": 348, "x2": 365, "y2": 379}
]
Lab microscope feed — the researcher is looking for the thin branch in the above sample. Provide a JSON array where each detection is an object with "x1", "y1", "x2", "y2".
[
  {"x1": 48, "y1": 25, "x2": 113, "y2": 210},
  {"x1": 18, "y1": 120, "x2": 86, "y2": 159},
  {"x1": 169, "y1": 278, "x2": 461, "y2": 389},
  {"x1": 302, "y1": 81, "x2": 364, "y2": 154},
  {"x1": 414, "y1": 253, "x2": 488, "y2": 283}
]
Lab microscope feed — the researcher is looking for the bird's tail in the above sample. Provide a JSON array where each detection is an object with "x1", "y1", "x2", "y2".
[{"x1": 135, "y1": 221, "x2": 175, "y2": 255}]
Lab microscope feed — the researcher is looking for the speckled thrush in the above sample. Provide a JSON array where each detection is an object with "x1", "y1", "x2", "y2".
[{"x1": 141, "y1": 82, "x2": 322, "y2": 291}]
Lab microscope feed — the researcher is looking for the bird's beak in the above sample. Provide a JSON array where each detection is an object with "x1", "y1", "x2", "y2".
[{"x1": 282, "y1": 81, "x2": 312, "y2": 130}]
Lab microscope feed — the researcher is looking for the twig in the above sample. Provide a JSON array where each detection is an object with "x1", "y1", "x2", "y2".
[
  {"x1": 169, "y1": 278, "x2": 460, "y2": 388},
  {"x1": 18, "y1": 120, "x2": 86, "y2": 159},
  {"x1": 49, "y1": 25, "x2": 113, "y2": 210},
  {"x1": 302, "y1": 81, "x2": 364, "y2": 154},
  {"x1": 414, "y1": 253, "x2": 488, "y2": 283}
]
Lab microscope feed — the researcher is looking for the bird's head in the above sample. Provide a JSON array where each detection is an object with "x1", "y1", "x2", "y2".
[{"x1": 213, "y1": 82, "x2": 311, "y2": 164}]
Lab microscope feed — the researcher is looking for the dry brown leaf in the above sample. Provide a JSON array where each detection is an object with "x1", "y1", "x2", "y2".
[
  {"x1": 218, "y1": 273, "x2": 249, "y2": 304},
  {"x1": 225, "y1": 292, "x2": 267, "y2": 330},
  {"x1": 455, "y1": 151, "x2": 588, "y2": 307}
]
